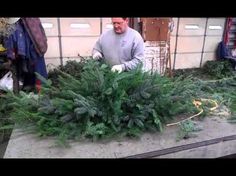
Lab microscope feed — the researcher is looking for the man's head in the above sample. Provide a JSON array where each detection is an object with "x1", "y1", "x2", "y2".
[{"x1": 111, "y1": 18, "x2": 129, "y2": 34}]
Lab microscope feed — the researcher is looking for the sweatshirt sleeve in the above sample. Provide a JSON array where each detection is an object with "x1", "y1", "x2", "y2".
[
  {"x1": 92, "y1": 37, "x2": 102, "y2": 55},
  {"x1": 123, "y1": 34, "x2": 145, "y2": 71}
]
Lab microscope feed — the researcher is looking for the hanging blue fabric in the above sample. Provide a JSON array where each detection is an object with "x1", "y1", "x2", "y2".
[
  {"x1": 217, "y1": 41, "x2": 231, "y2": 60},
  {"x1": 4, "y1": 19, "x2": 48, "y2": 79}
]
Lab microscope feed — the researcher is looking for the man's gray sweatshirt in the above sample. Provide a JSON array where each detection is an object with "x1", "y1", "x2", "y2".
[{"x1": 92, "y1": 27, "x2": 145, "y2": 71}]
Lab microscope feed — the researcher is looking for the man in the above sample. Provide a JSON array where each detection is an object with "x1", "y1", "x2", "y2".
[{"x1": 92, "y1": 18, "x2": 145, "y2": 73}]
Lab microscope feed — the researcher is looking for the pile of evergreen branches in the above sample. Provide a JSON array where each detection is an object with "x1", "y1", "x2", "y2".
[
  {"x1": 0, "y1": 94, "x2": 14, "y2": 143},
  {"x1": 3, "y1": 60, "x2": 200, "y2": 144},
  {"x1": 48, "y1": 60, "x2": 87, "y2": 87},
  {"x1": 173, "y1": 60, "x2": 236, "y2": 120},
  {"x1": 174, "y1": 60, "x2": 235, "y2": 80},
  {"x1": 202, "y1": 60, "x2": 235, "y2": 79}
]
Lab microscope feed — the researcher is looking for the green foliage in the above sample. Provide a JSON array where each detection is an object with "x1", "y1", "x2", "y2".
[
  {"x1": 202, "y1": 60, "x2": 234, "y2": 79},
  {"x1": 199, "y1": 77, "x2": 236, "y2": 120},
  {"x1": 5, "y1": 59, "x2": 236, "y2": 145},
  {"x1": 0, "y1": 92, "x2": 15, "y2": 142},
  {"x1": 3, "y1": 59, "x2": 200, "y2": 144},
  {"x1": 174, "y1": 68, "x2": 204, "y2": 79},
  {"x1": 174, "y1": 65, "x2": 236, "y2": 121},
  {"x1": 47, "y1": 60, "x2": 87, "y2": 87},
  {"x1": 176, "y1": 120, "x2": 202, "y2": 141},
  {"x1": 174, "y1": 60, "x2": 235, "y2": 80}
]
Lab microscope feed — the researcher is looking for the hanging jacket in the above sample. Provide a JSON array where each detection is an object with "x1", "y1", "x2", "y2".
[
  {"x1": 4, "y1": 21, "x2": 27, "y2": 60},
  {"x1": 217, "y1": 41, "x2": 231, "y2": 60},
  {"x1": 21, "y1": 18, "x2": 48, "y2": 56},
  {"x1": 3, "y1": 19, "x2": 48, "y2": 90}
]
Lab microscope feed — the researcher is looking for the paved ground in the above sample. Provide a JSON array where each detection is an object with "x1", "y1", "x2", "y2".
[{"x1": 3, "y1": 115, "x2": 236, "y2": 158}]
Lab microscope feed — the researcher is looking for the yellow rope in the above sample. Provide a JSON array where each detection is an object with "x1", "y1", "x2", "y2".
[
  {"x1": 166, "y1": 98, "x2": 218, "y2": 127},
  {"x1": 200, "y1": 98, "x2": 218, "y2": 111}
]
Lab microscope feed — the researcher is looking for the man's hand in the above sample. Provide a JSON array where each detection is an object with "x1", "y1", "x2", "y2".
[
  {"x1": 111, "y1": 64, "x2": 124, "y2": 73},
  {"x1": 92, "y1": 52, "x2": 102, "y2": 60}
]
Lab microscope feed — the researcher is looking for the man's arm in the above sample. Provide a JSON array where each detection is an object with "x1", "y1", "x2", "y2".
[
  {"x1": 92, "y1": 37, "x2": 103, "y2": 59},
  {"x1": 123, "y1": 35, "x2": 145, "y2": 71}
]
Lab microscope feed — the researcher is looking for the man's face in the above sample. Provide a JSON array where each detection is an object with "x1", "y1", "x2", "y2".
[{"x1": 111, "y1": 18, "x2": 129, "y2": 34}]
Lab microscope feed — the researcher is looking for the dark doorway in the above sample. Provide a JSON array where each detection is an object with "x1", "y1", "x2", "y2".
[{"x1": 129, "y1": 18, "x2": 142, "y2": 34}]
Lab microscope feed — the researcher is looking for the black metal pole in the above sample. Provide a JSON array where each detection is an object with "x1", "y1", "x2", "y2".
[
  {"x1": 173, "y1": 18, "x2": 180, "y2": 70},
  {"x1": 57, "y1": 18, "x2": 63, "y2": 66},
  {"x1": 200, "y1": 18, "x2": 208, "y2": 68}
]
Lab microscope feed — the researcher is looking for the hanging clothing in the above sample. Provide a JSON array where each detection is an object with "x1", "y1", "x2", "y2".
[
  {"x1": 217, "y1": 41, "x2": 230, "y2": 60},
  {"x1": 3, "y1": 18, "x2": 48, "y2": 91},
  {"x1": 21, "y1": 18, "x2": 48, "y2": 56}
]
